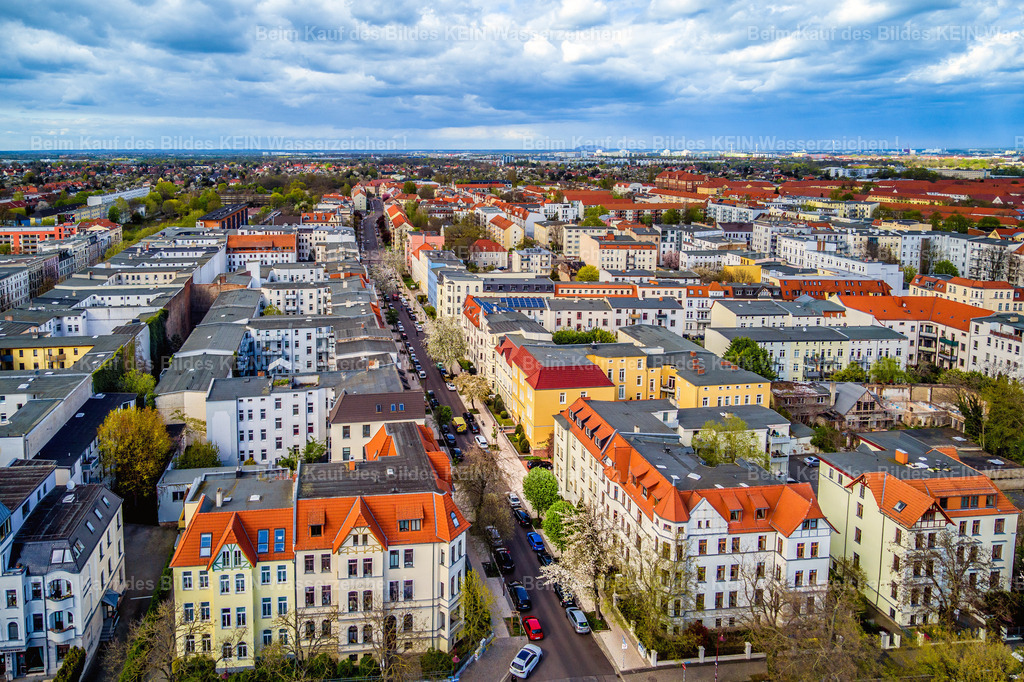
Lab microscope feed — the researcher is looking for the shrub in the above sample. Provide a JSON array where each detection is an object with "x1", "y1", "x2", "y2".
[
  {"x1": 493, "y1": 395, "x2": 505, "y2": 412},
  {"x1": 500, "y1": 410, "x2": 509, "y2": 420},
  {"x1": 420, "y1": 648, "x2": 456, "y2": 678},
  {"x1": 518, "y1": 438, "x2": 531, "y2": 454},
  {"x1": 53, "y1": 647, "x2": 86, "y2": 682}
]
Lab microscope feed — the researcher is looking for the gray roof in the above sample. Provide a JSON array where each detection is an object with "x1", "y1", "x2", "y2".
[
  {"x1": 617, "y1": 324, "x2": 705, "y2": 354},
  {"x1": 299, "y1": 422, "x2": 443, "y2": 498},
  {"x1": 546, "y1": 298, "x2": 610, "y2": 312},
  {"x1": 607, "y1": 297, "x2": 683, "y2": 310},
  {"x1": 155, "y1": 356, "x2": 235, "y2": 395},
  {"x1": 190, "y1": 468, "x2": 295, "y2": 513},
  {"x1": 0, "y1": 399, "x2": 62, "y2": 438},
  {"x1": 820, "y1": 447, "x2": 977, "y2": 481},
  {"x1": 10, "y1": 483, "x2": 123, "y2": 574},
  {"x1": 675, "y1": 405, "x2": 789, "y2": 431},
  {"x1": 178, "y1": 323, "x2": 248, "y2": 355},
  {"x1": 36, "y1": 393, "x2": 138, "y2": 468},
  {"x1": 0, "y1": 460, "x2": 55, "y2": 518}
]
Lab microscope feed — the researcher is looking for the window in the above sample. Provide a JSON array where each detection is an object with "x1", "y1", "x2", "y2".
[
  {"x1": 201, "y1": 634, "x2": 211, "y2": 652},
  {"x1": 261, "y1": 566, "x2": 271, "y2": 585},
  {"x1": 199, "y1": 533, "x2": 212, "y2": 557},
  {"x1": 718, "y1": 538, "x2": 727, "y2": 554},
  {"x1": 797, "y1": 543, "x2": 805, "y2": 558},
  {"x1": 404, "y1": 549, "x2": 414, "y2": 568},
  {"x1": 257, "y1": 529, "x2": 269, "y2": 553},
  {"x1": 995, "y1": 518, "x2": 1006, "y2": 534},
  {"x1": 364, "y1": 558, "x2": 373, "y2": 576},
  {"x1": 856, "y1": 503, "x2": 863, "y2": 519},
  {"x1": 731, "y1": 537, "x2": 740, "y2": 553},
  {"x1": 274, "y1": 528, "x2": 286, "y2": 552},
  {"x1": 236, "y1": 607, "x2": 246, "y2": 627},
  {"x1": 304, "y1": 555, "x2": 315, "y2": 573},
  {"x1": 810, "y1": 542, "x2": 819, "y2": 557},
  {"x1": 200, "y1": 602, "x2": 210, "y2": 621},
  {"x1": 390, "y1": 551, "x2": 400, "y2": 568},
  {"x1": 219, "y1": 576, "x2": 229, "y2": 595},
  {"x1": 559, "y1": 392, "x2": 566, "y2": 404},
  {"x1": 698, "y1": 540, "x2": 707, "y2": 555},
  {"x1": 322, "y1": 585, "x2": 332, "y2": 606},
  {"x1": 277, "y1": 565, "x2": 287, "y2": 583},
  {"x1": 972, "y1": 520, "x2": 981, "y2": 535},
  {"x1": 993, "y1": 544, "x2": 1004, "y2": 561},
  {"x1": 854, "y1": 528, "x2": 862, "y2": 544},
  {"x1": 183, "y1": 603, "x2": 194, "y2": 622},
  {"x1": 235, "y1": 574, "x2": 245, "y2": 593},
  {"x1": 262, "y1": 598, "x2": 271, "y2": 618},
  {"x1": 305, "y1": 587, "x2": 315, "y2": 606},
  {"x1": 321, "y1": 554, "x2": 331, "y2": 573},
  {"x1": 221, "y1": 608, "x2": 232, "y2": 628},
  {"x1": 403, "y1": 580, "x2": 414, "y2": 600},
  {"x1": 278, "y1": 597, "x2": 288, "y2": 616},
  {"x1": 182, "y1": 571, "x2": 193, "y2": 590}
]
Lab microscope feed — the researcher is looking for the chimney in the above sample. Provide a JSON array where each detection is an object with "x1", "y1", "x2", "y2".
[
  {"x1": 248, "y1": 260, "x2": 261, "y2": 287},
  {"x1": 633, "y1": 425, "x2": 640, "y2": 433},
  {"x1": 895, "y1": 449, "x2": 909, "y2": 465},
  {"x1": 215, "y1": 487, "x2": 224, "y2": 507}
]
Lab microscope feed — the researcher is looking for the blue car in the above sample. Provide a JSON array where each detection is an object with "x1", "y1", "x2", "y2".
[{"x1": 526, "y1": 532, "x2": 544, "y2": 553}]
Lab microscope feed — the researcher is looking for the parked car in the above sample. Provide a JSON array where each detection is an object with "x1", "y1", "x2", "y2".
[
  {"x1": 445, "y1": 382, "x2": 457, "y2": 392},
  {"x1": 495, "y1": 547, "x2": 515, "y2": 574},
  {"x1": 427, "y1": 391, "x2": 439, "y2": 408},
  {"x1": 463, "y1": 411, "x2": 476, "y2": 424},
  {"x1": 803, "y1": 456, "x2": 820, "y2": 467},
  {"x1": 513, "y1": 508, "x2": 532, "y2": 527},
  {"x1": 537, "y1": 551, "x2": 555, "y2": 566},
  {"x1": 452, "y1": 417, "x2": 468, "y2": 433},
  {"x1": 470, "y1": 421, "x2": 480, "y2": 434},
  {"x1": 565, "y1": 607, "x2": 590, "y2": 634},
  {"x1": 526, "y1": 532, "x2": 544, "y2": 553},
  {"x1": 440, "y1": 424, "x2": 451, "y2": 435},
  {"x1": 417, "y1": 370, "x2": 427, "y2": 379},
  {"x1": 522, "y1": 616, "x2": 544, "y2": 641},
  {"x1": 508, "y1": 581, "x2": 531, "y2": 611},
  {"x1": 509, "y1": 644, "x2": 542, "y2": 679},
  {"x1": 526, "y1": 459, "x2": 552, "y2": 470},
  {"x1": 484, "y1": 526, "x2": 502, "y2": 547},
  {"x1": 475, "y1": 435, "x2": 488, "y2": 449},
  {"x1": 400, "y1": 332, "x2": 408, "y2": 340},
  {"x1": 553, "y1": 583, "x2": 576, "y2": 608},
  {"x1": 444, "y1": 432, "x2": 457, "y2": 448},
  {"x1": 450, "y1": 447, "x2": 463, "y2": 462},
  {"x1": 507, "y1": 492, "x2": 522, "y2": 508},
  {"x1": 436, "y1": 362, "x2": 445, "y2": 371}
]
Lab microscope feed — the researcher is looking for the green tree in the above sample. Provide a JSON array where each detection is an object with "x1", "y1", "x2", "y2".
[
  {"x1": 830, "y1": 363, "x2": 867, "y2": 382},
  {"x1": 97, "y1": 407, "x2": 171, "y2": 506},
  {"x1": 261, "y1": 303, "x2": 283, "y2": 316},
  {"x1": 943, "y1": 213, "x2": 973, "y2": 233},
  {"x1": 460, "y1": 569, "x2": 495, "y2": 647},
  {"x1": 692, "y1": 415, "x2": 769, "y2": 469},
  {"x1": 869, "y1": 356, "x2": 906, "y2": 384},
  {"x1": 402, "y1": 180, "x2": 417, "y2": 194},
  {"x1": 385, "y1": 308, "x2": 400, "y2": 326},
  {"x1": 908, "y1": 635, "x2": 1021, "y2": 681},
  {"x1": 978, "y1": 216, "x2": 1002, "y2": 229},
  {"x1": 155, "y1": 181, "x2": 177, "y2": 199},
  {"x1": 811, "y1": 424, "x2": 845, "y2": 452},
  {"x1": 932, "y1": 259, "x2": 960, "y2": 276},
  {"x1": 723, "y1": 336, "x2": 778, "y2": 380},
  {"x1": 117, "y1": 368, "x2": 156, "y2": 399},
  {"x1": 661, "y1": 208, "x2": 681, "y2": 225},
  {"x1": 543, "y1": 499, "x2": 574, "y2": 550},
  {"x1": 300, "y1": 438, "x2": 327, "y2": 463},
  {"x1": 0, "y1": 244, "x2": 12, "y2": 255},
  {"x1": 576, "y1": 264, "x2": 600, "y2": 281},
  {"x1": 436, "y1": 405, "x2": 452, "y2": 425},
  {"x1": 903, "y1": 265, "x2": 917, "y2": 284},
  {"x1": 522, "y1": 468, "x2": 559, "y2": 518},
  {"x1": 174, "y1": 441, "x2": 221, "y2": 469}
]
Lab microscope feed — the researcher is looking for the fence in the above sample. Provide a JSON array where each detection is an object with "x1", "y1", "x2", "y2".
[{"x1": 448, "y1": 632, "x2": 496, "y2": 681}]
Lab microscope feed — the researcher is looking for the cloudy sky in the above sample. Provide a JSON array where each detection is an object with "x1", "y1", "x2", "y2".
[{"x1": 2, "y1": 0, "x2": 1022, "y2": 152}]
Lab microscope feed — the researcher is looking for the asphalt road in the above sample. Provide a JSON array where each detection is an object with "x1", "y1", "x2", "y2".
[{"x1": 358, "y1": 218, "x2": 615, "y2": 681}]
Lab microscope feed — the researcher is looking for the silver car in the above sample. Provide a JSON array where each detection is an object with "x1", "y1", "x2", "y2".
[{"x1": 565, "y1": 606, "x2": 590, "y2": 634}]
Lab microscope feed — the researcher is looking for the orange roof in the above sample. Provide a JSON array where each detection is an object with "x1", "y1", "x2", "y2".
[
  {"x1": 471, "y1": 238, "x2": 506, "y2": 253},
  {"x1": 226, "y1": 233, "x2": 297, "y2": 251},
  {"x1": 836, "y1": 295, "x2": 990, "y2": 333},
  {"x1": 170, "y1": 507, "x2": 294, "y2": 568}
]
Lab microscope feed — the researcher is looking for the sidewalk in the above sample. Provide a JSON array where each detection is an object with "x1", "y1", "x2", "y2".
[
  {"x1": 574, "y1": 589, "x2": 649, "y2": 673},
  {"x1": 462, "y1": 534, "x2": 523, "y2": 682},
  {"x1": 471, "y1": 396, "x2": 529, "y2": 497}
]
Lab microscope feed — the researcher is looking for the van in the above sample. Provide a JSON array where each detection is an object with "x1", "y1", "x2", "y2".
[{"x1": 452, "y1": 417, "x2": 467, "y2": 433}]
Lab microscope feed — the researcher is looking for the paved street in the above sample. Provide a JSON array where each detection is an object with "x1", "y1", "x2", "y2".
[{"x1": 358, "y1": 208, "x2": 616, "y2": 682}]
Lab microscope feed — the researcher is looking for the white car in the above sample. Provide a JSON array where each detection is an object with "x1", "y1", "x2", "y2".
[
  {"x1": 445, "y1": 382, "x2": 457, "y2": 392},
  {"x1": 507, "y1": 492, "x2": 522, "y2": 508},
  {"x1": 417, "y1": 370, "x2": 427, "y2": 379},
  {"x1": 474, "y1": 435, "x2": 488, "y2": 449},
  {"x1": 803, "y1": 456, "x2": 820, "y2": 467},
  {"x1": 565, "y1": 607, "x2": 591, "y2": 634},
  {"x1": 509, "y1": 644, "x2": 542, "y2": 679}
]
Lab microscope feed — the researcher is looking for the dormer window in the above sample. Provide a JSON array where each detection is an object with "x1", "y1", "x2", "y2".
[
  {"x1": 199, "y1": 533, "x2": 212, "y2": 557},
  {"x1": 310, "y1": 524, "x2": 323, "y2": 537},
  {"x1": 729, "y1": 510, "x2": 741, "y2": 521},
  {"x1": 755, "y1": 508, "x2": 767, "y2": 520}
]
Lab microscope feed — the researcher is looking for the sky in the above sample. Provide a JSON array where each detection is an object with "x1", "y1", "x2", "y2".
[{"x1": 2, "y1": 0, "x2": 1023, "y2": 152}]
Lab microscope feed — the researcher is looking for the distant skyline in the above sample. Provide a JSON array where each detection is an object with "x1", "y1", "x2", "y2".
[{"x1": 2, "y1": 1, "x2": 1022, "y2": 152}]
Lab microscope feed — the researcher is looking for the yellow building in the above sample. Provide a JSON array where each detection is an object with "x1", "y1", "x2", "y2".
[
  {"x1": 0, "y1": 338, "x2": 95, "y2": 370},
  {"x1": 657, "y1": 350, "x2": 770, "y2": 409},
  {"x1": 909, "y1": 274, "x2": 1023, "y2": 313},
  {"x1": 493, "y1": 338, "x2": 616, "y2": 446},
  {"x1": 584, "y1": 345, "x2": 662, "y2": 402}
]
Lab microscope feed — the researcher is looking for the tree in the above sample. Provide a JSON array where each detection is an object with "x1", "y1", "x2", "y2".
[
  {"x1": 460, "y1": 569, "x2": 495, "y2": 649},
  {"x1": 402, "y1": 180, "x2": 417, "y2": 194},
  {"x1": 300, "y1": 438, "x2": 327, "y2": 463},
  {"x1": 830, "y1": 363, "x2": 867, "y2": 382},
  {"x1": 477, "y1": 492, "x2": 514, "y2": 543},
  {"x1": 551, "y1": 328, "x2": 616, "y2": 345},
  {"x1": 933, "y1": 259, "x2": 960, "y2": 276},
  {"x1": 542, "y1": 500, "x2": 574, "y2": 550},
  {"x1": 0, "y1": 244, "x2": 11, "y2": 255},
  {"x1": 453, "y1": 373, "x2": 491, "y2": 407},
  {"x1": 897, "y1": 528, "x2": 997, "y2": 627},
  {"x1": 522, "y1": 468, "x2": 559, "y2": 519},
  {"x1": 264, "y1": 602, "x2": 340, "y2": 681},
  {"x1": 382, "y1": 247, "x2": 407, "y2": 276},
  {"x1": 661, "y1": 208, "x2": 681, "y2": 225},
  {"x1": 174, "y1": 441, "x2": 221, "y2": 469},
  {"x1": 539, "y1": 502, "x2": 614, "y2": 620},
  {"x1": 907, "y1": 631, "x2": 1022, "y2": 681},
  {"x1": 452, "y1": 447, "x2": 504, "y2": 522},
  {"x1": 385, "y1": 308, "x2": 400, "y2": 326},
  {"x1": 869, "y1": 356, "x2": 906, "y2": 384},
  {"x1": 262, "y1": 303, "x2": 283, "y2": 316},
  {"x1": 369, "y1": 263, "x2": 399, "y2": 296},
  {"x1": 811, "y1": 424, "x2": 845, "y2": 452},
  {"x1": 97, "y1": 406, "x2": 171, "y2": 506},
  {"x1": 424, "y1": 316, "x2": 467, "y2": 370},
  {"x1": 692, "y1": 415, "x2": 770, "y2": 470},
  {"x1": 741, "y1": 565, "x2": 880, "y2": 681},
  {"x1": 576, "y1": 264, "x2": 599, "y2": 281},
  {"x1": 435, "y1": 405, "x2": 452, "y2": 426},
  {"x1": 723, "y1": 336, "x2": 778, "y2": 380},
  {"x1": 903, "y1": 265, "x2": 917, "y2": 284},
  {"x1": 118, "y1": 367, "x2": 156, "y2": 398},
  {"x1": 357, "y1": 595, "x2": 416, "y2": 682}
]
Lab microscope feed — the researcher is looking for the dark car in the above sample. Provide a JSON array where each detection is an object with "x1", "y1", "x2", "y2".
[
  {"x1": 440, "y1": 423, "x2": 451, "y2": 435},
  {"x1": 508, "y1": 581, "x2": 531, "y2": 611},
  {"x1": 444, "y1": 432, "x2": 457, "y2": 448},
  {"x1": 527, "y1": 459, "x2": 553, "y2": 470},
  {"x1": 553, "y1": 583, "x2": 576, "y2": 608},
  {"x1": 427, "y1": 391, "x2": 439, "y2": 408},
  {"x1": 450, "y1": 447, "x2": 463, "y2": 462},
  {"x1": 400, "y1": 332, "x2": 408, "y2": 340},
  {"x1": 494, "y1": 548, "x2": 515, "y2": 574},
  {"x1": 469, "y1": 422, "x2": 480, "y2": 434},
  {"x1": 513, "y1": 508, "x2": 532, "y2": 527},
  {"x1": 463, "y1": 412, "x2": 476, "y2": 424},
  {"x1": 537, "y1": 551, "x2": 555, "y2": 566}
]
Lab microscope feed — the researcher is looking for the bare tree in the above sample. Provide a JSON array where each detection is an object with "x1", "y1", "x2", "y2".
[
  {"x1": 358, "y1": 594, "x2": 417, "y2": 682},
  {"x1": 268, "y1": 602, "x2": 340, "y2": 680},
  {"x1": 895, "y1": 528, "x2": 996, "y2": 627},
  {"x1": 613, "y1": 534, "x2": 696, "y2": 641},
  {"x1": 452, "y1": 446, "x2": 505, "y2": 522},
  {"x1": 477, "y1": 492, "x2": 515, "y2": 544}
]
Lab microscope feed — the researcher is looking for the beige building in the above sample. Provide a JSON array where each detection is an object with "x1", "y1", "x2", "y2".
[
  {"x1": 578, "y1": 233, "x2": 657, "y2": 271},
  {"x1": 909, "y1": 274, "x2": 1023, "y2": 314}
]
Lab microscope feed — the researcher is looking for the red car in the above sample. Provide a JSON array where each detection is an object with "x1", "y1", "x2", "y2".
[{"x1": 522, "y1": 616, "x2": 544, "y2": 641}]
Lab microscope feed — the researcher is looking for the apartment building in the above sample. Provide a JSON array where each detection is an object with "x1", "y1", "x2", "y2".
[
  {"x1": 578, "y1": 233, "x2": 659, "y2": 272},
  {"x1": 708, "y1": 298, "x2": 846, "y2": 330},
  {"x1": 170, "y1": 424, "x2": 470, "y2": 674},
  {"x1": 909, "y1": 274, "x2": 1023, "y2": 313},
  {"x1": 327, "y1": 390, "x2": 426, "y2": 462},
  {"x1": 967, "y1": 312, "x2": 1024, "y2": 379},
  {"x1": 248, "y1": 317, "x2": 336, "y2": 374},
  {"x1": 226, "y1": 234, "x2": 298, "y2": 271},
  {"x1": 460, "y1": 297, "x2": 551, "y2": 379},
  {"x1": 836, "y1": 295, "x2": 989, "y2": 370},
  {"x1": 261, "y1": 282, "x2": 333, "y2": 316},
  {"x1": 511, "y1": 247, "x2": 553, "y2": 275},
  {"x1": 0, "y1": 462, "x2": 124, "y2": 679},
  {"x1": 817, "y1": 446, "x2": 1018, "y2": 627},
  {"x1": 704, "y1": 325, "x2": 909, "y2": 382},
  {"x1": 552, "y1": 398, "x2": 832, "y2": 631},
  {"x1": 468, "y1": 239, "x2": 507, "y2": 269}
]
